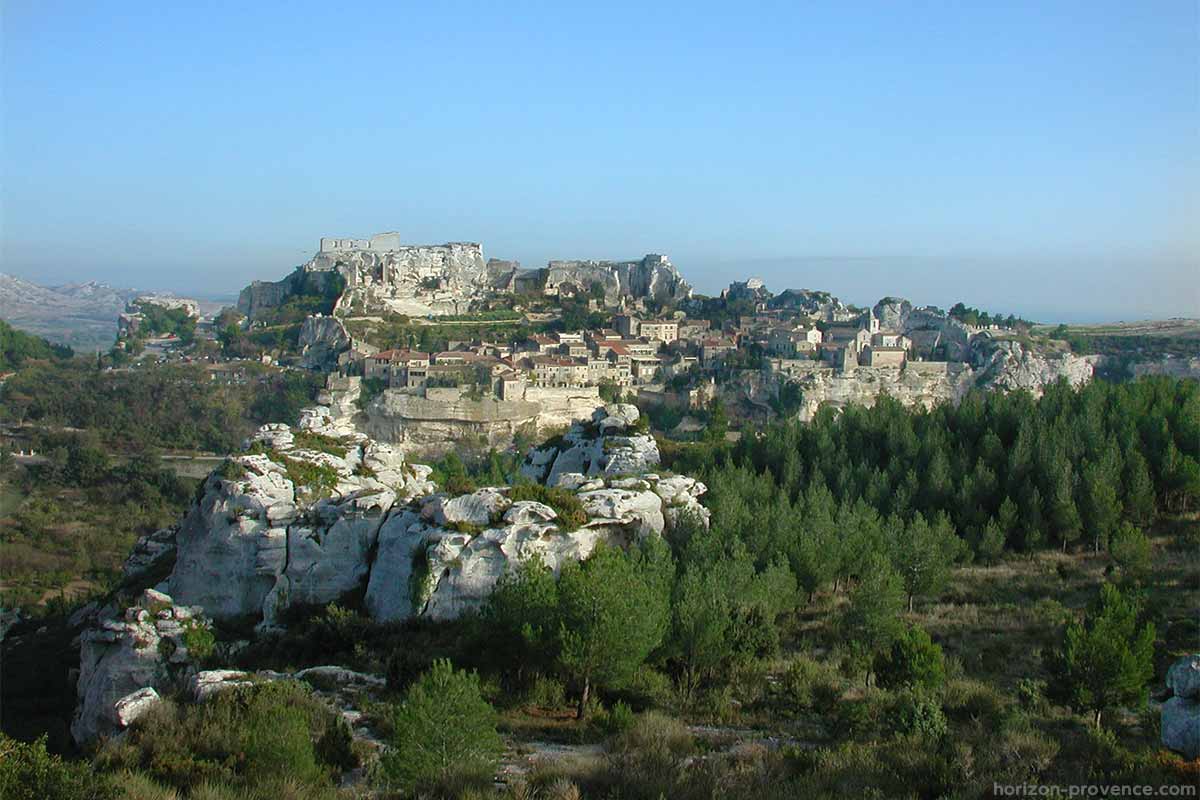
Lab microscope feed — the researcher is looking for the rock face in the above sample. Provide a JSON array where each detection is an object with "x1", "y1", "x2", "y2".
[
  {"x1": 543, "y1": 254, "x2": 692, "y2": 306},
  {"x1": 772, "y1": 361, "x2": 979, "y2": 423},
  {"x1": 298, "y1": 315, "x2": 353, "y2": 370},
  {"x1": 364, "y1": 470, "x2": 705, "y2": 623},
  {"x1": 969, "y1": 337, "x2": 1096, "y2": 392},
  {"x1": 238, "y1": 237, "x2": 690, "y2": 321},
  {"x1": 167, "y1": 420, "x2": 435, "y2": 628},
  {"x1": 157, "y1": 402, "x2": 704, "y2": 630},
  {"x1": 1162, "y1": 654, "x2": 1200, "y2": 759},
  {"x1": 767, "y1": 289, "x2": 854, "y2": 321},
  {"x1": 72, "y1": 589, "x2": 211, "y2": 744},
  {"x1": 520, "y1": 404, "x2": 660, "y2": 486},
  {"x1": 359, "y1": 384, "x2": 605, "y2": 456}
]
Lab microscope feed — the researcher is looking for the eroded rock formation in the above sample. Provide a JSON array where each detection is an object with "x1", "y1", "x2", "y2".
[
  {"x1": 238, "y1": 236, "x2": 691, "y2": 320},
  {"x1": 72, "y1": 589, "x2": 212, "y2": 744},
  {"x1": 121, "y1": 403, "x2": 704, "y2": 635}
]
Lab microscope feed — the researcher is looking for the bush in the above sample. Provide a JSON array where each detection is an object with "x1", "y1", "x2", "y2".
[
  {"x1": 887, "y1": 691, "x2": 948, "y2": 740},
  {"x1": 94, "y1": 682, "x2": 346, "y2": 794},
  {"x1": 378, "y1": 659, "x2": 502, "y2": 793},
  {"x1": 0, "y1": 734, "x2": 117, "y2": 800},
  {"x1": 1016, "y1": 677, "x2": 1049, "y2": 713},
  {"x1": 508, "y1": 484, "x2": 589, "y2": 531},
  {"x1": 606, "y1": 712, "x2": 695, "y2": 799},
  {"x1": 525, "y1": 674, "x2": 566, "y2": 709},
  {"x1": 831, "y1": 691, "x2": 890, "y2": 742},
  {"x1": 874, "y1": 625, "x2": 946, "y2": 691},
  {"x1": 594, "y1": 700, "x2": 636, "y2": 736},
  {"x1": 181, "y1": 619, "x2": 215, "y2": 662},
  {"x1": 780, "y1": 656, "x2": 841, "y2": 712}
]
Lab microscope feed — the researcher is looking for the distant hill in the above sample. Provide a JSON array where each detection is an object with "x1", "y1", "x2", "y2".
[{"x1": 0, "y1": 273, "x2": 141, "y2": 351}]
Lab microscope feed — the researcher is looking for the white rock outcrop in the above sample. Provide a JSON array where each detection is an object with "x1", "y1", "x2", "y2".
[
  {"x1": 113, "y1": 687, "x2": 161, "y2": 728},
  {"x1": 167, "y1": 423, "x2": 434, "y2": 628},
  {"x1": 72, "y1": 590, "x2": 211, "y2": 744},
  {"x1": 1162, "y1": 654, "x2": 1200, "y2": 759},
  {"x1": 143, "y1": 402, "x2": 704, "y2": 633},
  {"x1": 362, "y1": 408, "x2": 705, "y2": 623},
  {"x1": 521, "y1": 404, "x2": 660, "y2": 486}
]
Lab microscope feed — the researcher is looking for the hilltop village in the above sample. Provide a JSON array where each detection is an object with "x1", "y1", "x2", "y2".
[{"x1": 99, "y1": 232, "x2": 1103, "y2": 453}]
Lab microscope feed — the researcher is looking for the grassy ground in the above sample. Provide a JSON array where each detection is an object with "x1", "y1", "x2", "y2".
[
  {"x1": 480, "y1": 517, "x2": 1198, "y2": 795},
  {"x1": 0, "y1": 474, "x2": 193, "y2": 611}
]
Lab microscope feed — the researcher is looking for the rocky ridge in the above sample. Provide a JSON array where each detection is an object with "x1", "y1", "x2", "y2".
[
  {"x1": 116, "y1": 404, "x2": 702, "y2": 633},
  {"x1": 71, "y1": 403, "x2": 706, "y2": 745},
  {"x1": 237, "y1": 237, "x2": 692, "y2": 320}
]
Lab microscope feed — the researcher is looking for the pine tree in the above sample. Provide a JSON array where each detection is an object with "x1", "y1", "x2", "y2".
[
  {"x1": 1122, "y1": 449, "x2": 1157, "y2": 525},
  {"x1": 975, "y1": 518, "x2": 1006, "y2": 565},
  {"x1": 1081, "y1": 460, "x2": 1122, "y2": 554},
  {"x1": 1047, "y1": 465, "x2": 1082, "y2": 551},
  {"x1": 889, "y1": 513, "x2": 963, "y2": 612},
  {"x1": 556, "y1": 545, "x2": 671, "y2": 718},
  {"x1": 1049, "y1": 583, "x2": 1155, "y2": 728}
]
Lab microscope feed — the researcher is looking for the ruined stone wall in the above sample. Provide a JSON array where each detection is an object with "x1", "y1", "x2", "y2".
[{"x1": 359, "y1": 385, "x2": 602, "y2": 455}]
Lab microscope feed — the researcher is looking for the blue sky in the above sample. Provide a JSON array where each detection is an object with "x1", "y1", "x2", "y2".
[{"x1": 2, "y1": 1, "x2": 1196, "y2": 321}]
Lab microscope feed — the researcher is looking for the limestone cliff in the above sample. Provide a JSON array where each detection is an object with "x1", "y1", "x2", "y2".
[
  {"x1": 772, "y1": 336, "x2": 1096, "y2": 422},
  {"x1": 767, "y1": 289, "x2": 854, "y2": 321},
  {"x1": 239, "y1": 238, "x2": 691, "y2": 320},
  {"x1": 543, "y1": 254, "x2": 692, "y2": 306},
  {"x1": 130, "y1": 403, "x2": 704, "y2": 631},
  {"x1": 360, "y1": 384, "x2": 605, "y2": 455}
]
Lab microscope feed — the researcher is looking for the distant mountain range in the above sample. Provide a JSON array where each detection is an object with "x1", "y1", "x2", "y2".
[
  {"x1": 0, "y1": 274, "x2": 237, "y2": 351},
  {"x1": 0, "y1": 273, "x2": 143, "y2": 351}
]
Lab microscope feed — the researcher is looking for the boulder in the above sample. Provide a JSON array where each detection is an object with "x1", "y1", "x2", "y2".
[
  {"x1": 113, "y1": 687, "x2": 161, "y2": 728},
  {"x1": 595, "y1": 403, "x2": 640, "y2": 433},
  {"x1": 578, "y1": 488, "x2": 665, "y2": 538},
  {"x1": 503, "y1": 501, "x2": 558, "y2": 525},
  {"x1": 73, "y1": 596, "x2": 212, "y2": 744},
  {"x1": 122, "y1": 526, "x2": 177, "y2": 582},
  {"x1": 188, "y1": 670, "x2": 253, "y2": 702},
  {"x1": 1162, "y1": 696, "x2": 1200, "y2": 760},
  {"x1": 422, "y1": 488, "x2": 509, "y2": 527},
  {"x1": 294, "y1": 666, "x2": 387, "y2": 691},
  {"x1": 1167, "y1": 654, "x2": 1200, "y2": 701}
]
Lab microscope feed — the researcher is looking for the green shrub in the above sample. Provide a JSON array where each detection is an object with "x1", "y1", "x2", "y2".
[
  {"x1": 508, "y1": 484, "x2": 589, "y2": 531},
  {"x1": 594, "y1": 700, "x2": 636, "y2": 736},
  {"x1": 290, "y1": 431, "x2": 350, "y2": 457},
  {"x1": 606, "y1": 712, "x2": 695, "y2": 799},
  {"x1": 1016, "y1": 677, "x2": 1049, "y2": 713},
  {"x1": 874, "y1": 625, "x2": 946, "y2": 691},
  {"x1": 378, "y1": 659, "x2": 502, "y2": 793},
  {"x1": 831, "y1": 691, "x2": 889, "y2": 741},
  {"x1": 95, "y1": 681, "x2": 347, "y2": 794},
  {"x1": 887, "y1": 691, "x2": 948, "y2": 740},
  {"x1": 615, "y1": 665, "x2": 676, "y2": 710},
  {"x1": 0, "y1": 734, "x2": 117, "y2": 800},
  {"x1": 280, "y1": 456, "x2": 340, "y2": 496},
  {"x1": 215, "y1": 459, "x2": 248, "y2": 481},
  {"x1": 181, "y1": 619, "x2": 215, "y2": 662},
  {"x1": 525, "y1": 674, "x2": 566, "y2": 708},
  {"x1": 781, "y1": 656, "x2": 841, "y2": 712}
]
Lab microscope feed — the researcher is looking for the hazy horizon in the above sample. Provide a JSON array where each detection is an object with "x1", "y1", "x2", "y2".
[{"x1": 3, "y1": 2, "x2": 1196, "y2": 322}]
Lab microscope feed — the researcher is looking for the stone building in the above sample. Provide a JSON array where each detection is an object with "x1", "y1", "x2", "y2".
[
  {"x1": 532, "y1": 356, "x2": 588, "y2": 387},
  {"x1": 862, "y1": 345, "x2": 907, "y2": 367},
  {"x1": 365, "y1": 349, "x2": 431, "y2": 388}
]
